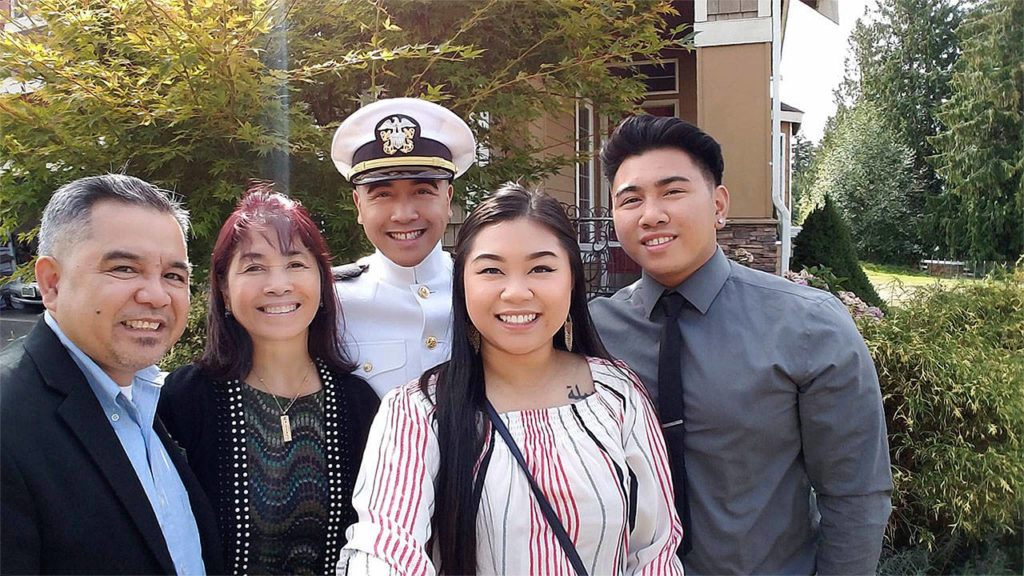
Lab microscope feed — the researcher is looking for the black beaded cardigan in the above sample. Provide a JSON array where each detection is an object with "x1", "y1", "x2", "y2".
[{"x1": 158, "y1": 361, "x2": 380, "y2": 575}]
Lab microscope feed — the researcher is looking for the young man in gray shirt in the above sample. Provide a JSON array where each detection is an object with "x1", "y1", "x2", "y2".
[{"x1": 589, "y1": 115, "x2": 892, "y2": 575}]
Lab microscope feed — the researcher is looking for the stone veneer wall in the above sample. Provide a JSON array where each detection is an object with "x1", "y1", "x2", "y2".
[{"x1": 717, "y1": 222, "x2": 779, "y2": 274}]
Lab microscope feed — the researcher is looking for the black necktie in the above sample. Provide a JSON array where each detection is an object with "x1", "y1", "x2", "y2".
[{"x1": 656, "y1": 291, "x2": 692, "y2": 557}]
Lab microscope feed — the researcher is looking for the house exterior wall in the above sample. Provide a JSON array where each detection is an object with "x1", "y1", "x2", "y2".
[
  {"x1": 531, "y1": 110, "x2": 577, "y2": 207},
  {"x1": 677, "y1": 50, "x2": 699, "y2": 125},
  {"x1": 696, "y1": 41, "x2": 777, "y2": 273},
  {"x1": 718, "y1": 222, "x2": 779, "y2": 272},
  {"x1": 528, "y1": 2, "x2": 788, "y2": 281},
  {"x1": 444, "y1": 204, "x2": 466, "y2": 251},
  {"x1": 697, "y1": 41, "x2": 773, "y2": 221}
]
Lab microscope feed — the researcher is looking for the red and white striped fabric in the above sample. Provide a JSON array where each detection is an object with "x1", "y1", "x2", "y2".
[{"x1": 338, "y1": 357, "x2": 684, "y2": 576}]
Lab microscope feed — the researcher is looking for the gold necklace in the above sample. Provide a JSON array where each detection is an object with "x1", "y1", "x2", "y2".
[{"x1": 253, "y1": 361, "x2": 314, "y2": 443}]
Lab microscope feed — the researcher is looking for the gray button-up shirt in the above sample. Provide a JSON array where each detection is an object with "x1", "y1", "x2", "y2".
[{"x1": 590, "y1": 247, "x2": 892, "y2": 575}]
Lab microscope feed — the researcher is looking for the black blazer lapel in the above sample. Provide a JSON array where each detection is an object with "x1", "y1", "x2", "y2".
[{"x1": 24, "y1": 321, "x2": 178, "y2": 575}]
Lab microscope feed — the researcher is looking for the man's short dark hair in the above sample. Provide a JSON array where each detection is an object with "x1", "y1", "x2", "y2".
[
  {"x1": 600, "y1": 115, "x2": 725, "y2": 187},
  {"x1": 39, "y1": 174, "x2": 189, "y2": 257}
]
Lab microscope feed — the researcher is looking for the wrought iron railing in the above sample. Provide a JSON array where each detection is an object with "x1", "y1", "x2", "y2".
[{"x1": 562, "y1": 204, "x2": 641, "y2": 299}]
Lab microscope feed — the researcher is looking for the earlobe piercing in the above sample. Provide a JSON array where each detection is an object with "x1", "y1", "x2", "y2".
[{"x1": 717, "y1": 218, "x2": 725, "y2": 224}]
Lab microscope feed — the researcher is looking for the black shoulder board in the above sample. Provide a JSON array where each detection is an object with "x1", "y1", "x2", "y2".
[{"x1": 332, "y1": 262, "x2": 369, "y2": 281}]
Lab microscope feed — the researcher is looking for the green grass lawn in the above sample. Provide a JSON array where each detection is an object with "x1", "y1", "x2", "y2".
[{"x1": 862, "y1": 262, "x2": 976, "y2": 305}]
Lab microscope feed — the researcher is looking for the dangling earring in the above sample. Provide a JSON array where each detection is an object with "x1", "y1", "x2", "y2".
[
  {"x1": 467, "y1": 323, "x2": 481, "y2": 354},
  {"x1": 563, "y1": 316, "x2": 573, "y2": 351},
  {"x1": 225, "y1": 307, "x2": 232, "y2": 318}
]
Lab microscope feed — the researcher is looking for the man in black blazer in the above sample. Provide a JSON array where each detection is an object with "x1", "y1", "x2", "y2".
[{"x1": 1, "y1": 175, "x2": 223, "y2": 575}]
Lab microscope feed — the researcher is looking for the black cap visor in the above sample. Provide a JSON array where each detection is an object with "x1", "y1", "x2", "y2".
[{"x1": 351, "y1": 167, "x2": 454, "y2": 185}]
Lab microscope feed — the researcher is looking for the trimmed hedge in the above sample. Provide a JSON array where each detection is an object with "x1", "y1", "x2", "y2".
[{"x1": 792, "y1": 196, "x2": 884, "y2": 307}]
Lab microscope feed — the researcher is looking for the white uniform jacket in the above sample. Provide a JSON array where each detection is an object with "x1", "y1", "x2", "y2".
[{"x1": 334, "y1": 243, "x2": 453, "y2": 398}]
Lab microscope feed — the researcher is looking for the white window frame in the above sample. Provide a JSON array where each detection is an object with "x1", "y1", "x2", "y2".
[
  {"x1": 609, "y1": 59, "x2": 679, "y2": 96},
  {"x1": 599, "y1": 114, "x2": 611, "y2": 209},
  {"x1": 574, "y1": 100, "x2": 595, "y2": 214},
  {"x1": 575, "y1": 100, "x2": 597, "y2": 247}
]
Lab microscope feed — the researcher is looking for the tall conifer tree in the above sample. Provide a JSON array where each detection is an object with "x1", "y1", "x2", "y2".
[{"x1": 930, "y1": 0, "x2": 1023, "y2": 261}]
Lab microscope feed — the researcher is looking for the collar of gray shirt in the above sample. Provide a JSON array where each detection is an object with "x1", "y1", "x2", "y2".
[{"x1": 637, "y1": 246, "x2": 732, "y2": 320}]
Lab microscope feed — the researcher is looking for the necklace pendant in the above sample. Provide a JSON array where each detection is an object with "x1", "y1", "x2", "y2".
[{"x1": 280, "y1": 414, "x2": 293, "y2": 443}]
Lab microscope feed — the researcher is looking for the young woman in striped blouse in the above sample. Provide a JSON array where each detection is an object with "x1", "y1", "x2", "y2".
[{"x1": 339, "y1": 184, "x2": 683, "y2": 575}]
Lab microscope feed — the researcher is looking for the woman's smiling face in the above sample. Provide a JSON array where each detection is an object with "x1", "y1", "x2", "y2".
[
  {"x1": 222, "y1": 229, "x2": 321, "y2": 348},
  {"x1": 464, "y1": 218, "x2": 573, "y2": 360}
]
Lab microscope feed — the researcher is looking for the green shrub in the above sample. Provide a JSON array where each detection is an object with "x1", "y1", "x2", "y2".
[
  {"x1": 161, "y1": 286, "x2": 209, "y2": 372},
  {"x1": 878, "y1": 529, "x2": 1023, "y2": 575},
  {"x1": 792, "y1": 196, "x2": 884, "y2": 307},
  {"x1": 858, "y1": 277, "x2": 1024, "y2": 561}
]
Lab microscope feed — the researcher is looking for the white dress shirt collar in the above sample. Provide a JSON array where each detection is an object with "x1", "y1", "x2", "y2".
[{"x1": 369, "y1": 242, "x2": 451, "y2": 288}]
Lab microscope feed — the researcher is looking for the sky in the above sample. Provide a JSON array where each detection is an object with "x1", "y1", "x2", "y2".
[{"x1": 780, "y1": 0, "x2": 871, "y2": 143}]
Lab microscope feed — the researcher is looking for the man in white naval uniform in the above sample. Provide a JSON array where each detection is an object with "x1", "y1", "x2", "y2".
[{"x1": 330, "y1": 98, "x2": 476, "y2": 397}]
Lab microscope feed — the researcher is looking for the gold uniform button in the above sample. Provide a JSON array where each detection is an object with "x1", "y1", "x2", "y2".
[
  {"x1": 425, "y1": 336, "x2": 438, "y2": 350},
  {"x1": 363, "y1": 362, "x2": 373, "y2": 372},
  {"x1": 418, "y1": 285, "x2": 430, "y2": 299}
]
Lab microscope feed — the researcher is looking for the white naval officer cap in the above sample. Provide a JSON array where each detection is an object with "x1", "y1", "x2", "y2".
[{"x1": 331, "y1": 97, "x2": 476, "y2": 185}]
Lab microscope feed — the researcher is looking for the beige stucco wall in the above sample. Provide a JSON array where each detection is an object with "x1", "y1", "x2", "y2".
[
  {"x1": 530, "y1": 110, "x2": 577, "y2": 207},
  {"x1": 697, "y1": 42, "x2": 774, "y2": 221}
]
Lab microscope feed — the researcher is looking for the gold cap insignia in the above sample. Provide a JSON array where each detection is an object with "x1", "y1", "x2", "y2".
[{"x1": 377, "y1": 115, "x2": 417, "y2": 155}]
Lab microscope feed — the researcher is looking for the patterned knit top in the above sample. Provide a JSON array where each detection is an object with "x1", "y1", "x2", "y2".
[
  {"x1": 158, "y1": 362, "x2": 380, "y2": 576},
  {"x1": 243, "y1": 386, "x2": 328, "y2": 575}
]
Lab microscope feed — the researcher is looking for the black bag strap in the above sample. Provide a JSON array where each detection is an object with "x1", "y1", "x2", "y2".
[{"x1": 486, "y1": 400, "x2": 590, "y2": 576}]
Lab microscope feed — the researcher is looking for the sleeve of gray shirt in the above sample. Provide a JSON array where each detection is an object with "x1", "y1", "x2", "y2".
[{"x1": 796, "y1": 295, "x2": 893, "y2": 575}]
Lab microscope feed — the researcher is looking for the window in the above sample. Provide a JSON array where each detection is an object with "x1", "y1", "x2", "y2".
[
  {"x1": 611, "y1": 60, "x2": 678, "y2": 96},
  {"x1": 641, "y1": 102, "x2": 678, "y2": 117}
]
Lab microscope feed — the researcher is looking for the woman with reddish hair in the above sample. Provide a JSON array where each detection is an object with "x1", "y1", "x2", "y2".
[{"x1": 159, "y1": 184, "x2": 379, "y2": 575}]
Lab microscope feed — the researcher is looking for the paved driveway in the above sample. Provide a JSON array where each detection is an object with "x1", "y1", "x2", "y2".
[{"x1": 1, "y1": 306, "x2": 43, "y2": 350}]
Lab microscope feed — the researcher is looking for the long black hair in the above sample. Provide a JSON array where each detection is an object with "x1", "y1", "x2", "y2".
[{"x1": 421, "y1": 183, "x2": 612, "y2": 574}]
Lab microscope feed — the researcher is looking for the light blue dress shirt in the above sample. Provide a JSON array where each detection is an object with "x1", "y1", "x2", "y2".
[{"x1": 44, "y1": 312, "x2": 206, "y2": 575}]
